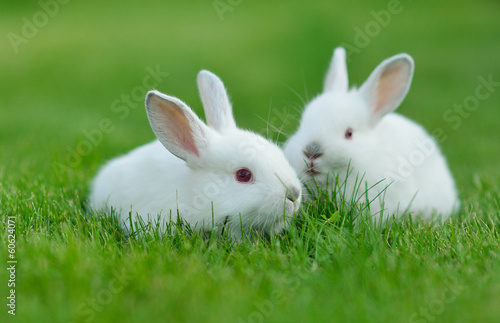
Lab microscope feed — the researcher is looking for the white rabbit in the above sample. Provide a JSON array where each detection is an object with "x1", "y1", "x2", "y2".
[
  {"x1": 283, "y1": 47, "x2": 459, "y2": 222},
  {"x1": 89, "y1": 70, "x2": 302, "y2": 239}
]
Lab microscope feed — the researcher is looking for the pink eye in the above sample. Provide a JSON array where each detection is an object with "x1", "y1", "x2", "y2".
[
  {"x1": 235, "y1": 168, "x2": 254, "y2": 183},
  {"x1": 345, "y1": 128, "x2": 353, "y2": 139}
]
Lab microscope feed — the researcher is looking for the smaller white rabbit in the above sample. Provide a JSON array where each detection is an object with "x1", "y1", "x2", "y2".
[
  {"x1": 284, "y1": 47, "x2": 459, "y2": 221},
  {"x1": 89, "y1": 70, "x2": 302, "y2": 239}
]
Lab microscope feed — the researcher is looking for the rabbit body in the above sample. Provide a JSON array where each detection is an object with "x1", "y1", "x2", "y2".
[
  {"x1": 90, "y1": 71, "x2": 302, "y2": 238},
  {"x1": 284, "y1": 48, "x2": 459, "y2": 221}
]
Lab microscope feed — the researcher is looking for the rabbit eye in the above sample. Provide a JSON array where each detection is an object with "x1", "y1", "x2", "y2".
[
  {"x1": 235, "y1": 168, "x2": 254, "y2": 183},
  {"x1": 345, "y1": 128, "x2": 353, "y2": 139}
]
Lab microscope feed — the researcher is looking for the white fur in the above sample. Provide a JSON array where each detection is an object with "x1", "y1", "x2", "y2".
[
  {"x1": 284, "y1": 48, "x2": 459, "y2": 222},
  {"x1": 89, "y1": 70, "x2": 302, "y2": 239}
]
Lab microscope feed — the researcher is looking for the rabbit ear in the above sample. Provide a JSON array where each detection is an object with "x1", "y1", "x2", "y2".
[
  {"x1": 323, "y1": 47, "x2": 349, "y2": 93},
  {"x1": 359, "y1": 54, "x2": 414, "y2": 123},
  {"x1": 145, "y1": 90, "x2": 209, "y2": 162},
  {"x1": 197, "y1": 70, "x2": 237, "y2": 132}
]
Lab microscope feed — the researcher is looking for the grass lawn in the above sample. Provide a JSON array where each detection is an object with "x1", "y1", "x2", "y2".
[{"x1": 1, "y1": 0, "x2": 500, "y2": 322}]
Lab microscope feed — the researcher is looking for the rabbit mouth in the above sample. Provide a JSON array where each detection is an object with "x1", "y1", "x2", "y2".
[
  {"x1": 305, "y1": 161, "x2": 320, "y2": 177},
  {"x1": 285, "y1": 199, "x2": 300, "y2": 214}
]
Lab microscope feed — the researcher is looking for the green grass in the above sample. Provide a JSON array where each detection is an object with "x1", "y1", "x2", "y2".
[{"x1": 1, "y1": 0, "x2": 500, "y2": 322}]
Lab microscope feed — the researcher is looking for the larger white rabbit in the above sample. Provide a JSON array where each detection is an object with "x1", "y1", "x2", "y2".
[
  {"x1": 90, "y1": 70, "x2": 302, "y2": 239},
  {"x1": 284, "y1": 47, "x2": 459, "y2": 222}
]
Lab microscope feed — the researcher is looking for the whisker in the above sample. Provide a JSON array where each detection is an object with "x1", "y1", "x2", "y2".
[{"x1": 280, "y1": 80, "x2": 307, "y2": 107}]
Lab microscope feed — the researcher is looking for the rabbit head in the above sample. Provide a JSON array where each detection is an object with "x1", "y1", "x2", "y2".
[
  {"x1": 284, "y1": 47, "x2": 414, "y2": 191},
  {"x1": 145, "y1": 70, "x2": 302, "y2": 236}
]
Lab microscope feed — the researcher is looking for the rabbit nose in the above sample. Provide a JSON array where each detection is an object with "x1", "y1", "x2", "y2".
[
  {"x1": 286, "y1": 186, "x2": 301, "y2": 202},
  {"x1": 303, "y1": 142, "x2": 323, "y2": 160}
]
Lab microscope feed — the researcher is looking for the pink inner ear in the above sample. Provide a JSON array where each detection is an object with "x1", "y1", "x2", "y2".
[
  {"x1": 375, "y1": 62, "x2": 409, "y2": 114},
  {"x1": 170, "y1": 118, "x2": 199, "y2": 157},
  {"x1": 154, "y1": 96, "x2": 199, "y2": 157}
]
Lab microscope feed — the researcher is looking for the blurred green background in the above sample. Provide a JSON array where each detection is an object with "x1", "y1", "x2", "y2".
[
  {"x1": 1, "y1": 0, "x2": 499, "y2": 195},
  {"x1": 1, "y1": 0, "x2": 499, "y2": 322}
]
